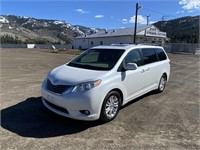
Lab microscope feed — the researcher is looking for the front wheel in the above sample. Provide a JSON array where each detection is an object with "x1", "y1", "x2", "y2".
[
  {"x1": 157, "y1": 75, "x2": 167, "y2": 93},
  {"x1": 100, "y1": 91, "x2": 122, "y2": 122}
]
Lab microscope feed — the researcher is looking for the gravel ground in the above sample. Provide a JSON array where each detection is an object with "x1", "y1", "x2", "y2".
[{"x1": 1, "y1": 48, "x2": 200, "y2": 150}]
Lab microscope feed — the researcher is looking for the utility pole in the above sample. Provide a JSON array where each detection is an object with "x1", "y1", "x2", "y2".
[
  {"x1": 147, "y1": 15, "x2": 150, "y2": 25},
  {"x1": 133, "y1": 3, "x2": 142, "y2": 44}
]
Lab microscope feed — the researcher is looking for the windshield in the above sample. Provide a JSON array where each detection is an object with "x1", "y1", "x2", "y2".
[{"x1": 68, "y1": 49, "x2": 125, "y2": 71}]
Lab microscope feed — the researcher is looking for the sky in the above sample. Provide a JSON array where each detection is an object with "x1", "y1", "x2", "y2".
[{"x1": 0, "y1": 0, "x2": 199, "y2": 29}]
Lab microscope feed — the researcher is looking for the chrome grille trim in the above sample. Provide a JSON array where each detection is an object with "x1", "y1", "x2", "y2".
[{"x1": 47, "y1": 79, "x2": 70, "y2": 94}]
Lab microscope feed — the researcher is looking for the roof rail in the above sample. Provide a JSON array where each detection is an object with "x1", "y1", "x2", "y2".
[
  {"x1": 137, "y1": 43, "x2": 146, "y2": 45},
  {"x1": 137, "y1": 43, "x2": 162, "y2": 46},
  {"x1": 110, "y1": 43, "x2": 133, "y2": 46}
]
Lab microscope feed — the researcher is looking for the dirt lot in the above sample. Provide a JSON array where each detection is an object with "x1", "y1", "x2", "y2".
[{"x1": 1, "y1": 48, "x2": 200, "y2": 150}]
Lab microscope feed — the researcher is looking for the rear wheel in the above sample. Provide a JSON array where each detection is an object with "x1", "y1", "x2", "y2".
[
  {"x1": 157, "y1": 75, "x2": 167, "y2": 93},
  {"x1": 100, "y1": 91, "x2": 121, "y2": 122}
]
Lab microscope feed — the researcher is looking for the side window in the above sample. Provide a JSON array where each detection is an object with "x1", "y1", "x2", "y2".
[
  {"x1": 141, "y1": 48, "x2": 158, "y2": 65},
  {"x1": 124, "y1": 49, "x2": 142, "y2": 66},
  {"x1": 155, "y1": 48, "x2": 167, "y2": 61}
]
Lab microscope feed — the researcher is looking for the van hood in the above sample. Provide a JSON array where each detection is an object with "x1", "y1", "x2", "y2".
[{"x1": 48, "y1": 65, "x2": 106, "y2": 85}]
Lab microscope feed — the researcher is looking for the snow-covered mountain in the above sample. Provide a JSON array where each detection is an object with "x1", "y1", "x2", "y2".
[{"x1": 0, "y1": 15, "x2": 103, "y2": 44}]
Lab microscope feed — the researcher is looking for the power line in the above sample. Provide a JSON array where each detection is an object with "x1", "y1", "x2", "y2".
[
  {"x1": 143, "y1": 7, "x2": 169, "y2": 16},
  {"x1": 162, "y1": 15, "x2": 169, "y2": 21},
  {"x1": 142, "y1": 7, "x2": 176, "y2": 20}
]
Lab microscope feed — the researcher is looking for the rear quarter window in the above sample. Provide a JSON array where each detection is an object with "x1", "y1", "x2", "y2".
[
  {"x1": 155, "y1": 48, "x2": 167, "y2": 61},
  {"x1": 141, "y1": 48, "x2": 158, "y2": 65}
]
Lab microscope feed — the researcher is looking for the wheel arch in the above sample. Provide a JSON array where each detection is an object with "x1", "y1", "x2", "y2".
[
  {"x1": 108, "y1": 88, "x2": 124, "y2": 106},
  {"x1": 162, "y1": 72, "x2": 168, "y2": 81}
]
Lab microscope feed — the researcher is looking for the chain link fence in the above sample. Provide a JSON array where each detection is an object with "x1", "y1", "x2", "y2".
[
  {"x1": 1, "y1": 43, "x2": 200, "y2": 54},
  {"x1": 0, "y1": 44, "x2": 72, "y2": 49},
  {"x1": 162, "y1": 43, "x2": 200, "y2": 54}
]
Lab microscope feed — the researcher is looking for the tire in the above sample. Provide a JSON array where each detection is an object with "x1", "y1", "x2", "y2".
[
  {"x1": 100, "y1": 91, "x2": 122, "y2": 122},
  {"x1": 156, "y1": 75, "x2": 167, "y2": 93}
]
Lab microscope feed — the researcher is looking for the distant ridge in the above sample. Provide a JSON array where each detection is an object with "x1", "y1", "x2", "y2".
[{"x1": 154, "y1": 16, "x2": 199, "y2": 43}]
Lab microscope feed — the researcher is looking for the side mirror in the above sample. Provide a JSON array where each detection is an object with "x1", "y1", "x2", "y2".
[{"x1": 124, "y1": 63, "x2": 138, "y2": 70}]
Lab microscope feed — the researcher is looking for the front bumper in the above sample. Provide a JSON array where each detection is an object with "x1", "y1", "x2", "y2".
[{"x1": 41, "y1": 82, "x2": 103, "y2": 121}]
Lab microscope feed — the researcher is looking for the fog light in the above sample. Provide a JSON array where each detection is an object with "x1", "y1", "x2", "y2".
[{"x1": 80, "y1": 110, "x2": 90, "y2": 115}]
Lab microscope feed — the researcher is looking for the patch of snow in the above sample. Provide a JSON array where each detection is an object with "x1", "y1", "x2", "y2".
[
  {"x1": 61, "y1": 32, "x2": 66, "y2": 35},
  {"x1": 22, "y1": 19, "x2": 35, "y2": 26},
  {"x1": 9, "y1": 26, "x2": 14, "y2": 29},
  {"x1": 67, "y1": 23, "x2": 71, "y2": 27},
  {"x1": 90, "y1": 28, "x2": 96, "y2": 30},
  {"x1": 70, "y1": 26, "x2": 84, "y2": 35},
  {"x1": 0, "y1": 24, "x2": 2, "y2": 28},
  {"x1": 18, "y1": 16, "x2": 30, "y2": 19},
  {"x1": 61, "y1": 24, "x2": 67, "y2": 28},
  {"x1": 63, "y1": 23, "x2": 71, "y2": 28},
  {"x1": 22, "y1": 16, "x2": 29, "y2": 19},
  {"x1": 0, "y1": 16, "x2": 9, "y2": 23},
  {"x1": 179, "y1": 19, "x2": 187, "y2": 23},
  {"x1": 53, "y1": 21, "x2": 65, "y2": 25},
  {"x1": 91, "y1": 28, "x2": 100, "y2": 33},
  {"x1": 43, "y1": 22, "x2": 50, "y2": 27},
  {"x1": 16, "y1": 28, "x2": 20, "y2": 31}
]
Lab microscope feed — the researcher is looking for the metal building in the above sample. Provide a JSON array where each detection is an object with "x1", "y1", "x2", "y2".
[{"x1": 73, "y1": 25, "x2": 167, "y2": 50}]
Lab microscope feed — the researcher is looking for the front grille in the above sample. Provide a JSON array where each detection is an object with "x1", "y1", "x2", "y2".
[
  {"x1": 47, "y1": 79, "x2": 69, "y2": 94},
  {"x1": 45, "y1": 100, "x2": 69, "y2": 114}
]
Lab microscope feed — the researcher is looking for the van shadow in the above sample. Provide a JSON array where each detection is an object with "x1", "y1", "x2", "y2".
[{"x1": 1, "y1": 97, "x2": 104, "y2": 138}]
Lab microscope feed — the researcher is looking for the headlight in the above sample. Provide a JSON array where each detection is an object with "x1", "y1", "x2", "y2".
[{"x1": 71, "y1": 80, "x2": 101, "y2": 93}]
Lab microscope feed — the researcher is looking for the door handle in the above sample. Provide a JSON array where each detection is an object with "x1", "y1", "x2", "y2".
[
  {"x1": 141, "y1": 69, "x2": 145, "y2": 73},
  {"x1": 145, "y1": 67, "x2": 150, "y2": 71}
]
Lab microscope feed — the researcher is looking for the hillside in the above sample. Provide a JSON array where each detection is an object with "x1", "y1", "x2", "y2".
[
  {"x1": 1, "y1": 15, "x2": 199, "y2": 44},
  {"x1": 0, "y1": 15, "x2": 103, "y2": 44},
  {"x1": 154, "y1": 16, "x2": 199, "y2": 43}
]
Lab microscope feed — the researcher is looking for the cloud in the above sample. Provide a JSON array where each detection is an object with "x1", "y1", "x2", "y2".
[
  {"x1": 176, "y1": 10, "x2": 185, "y2": 14},
  {"x1": 75, "y1": 9, "x2": 88, "y2": 14},
  {"x1": 179, "y1": 0, "x2": 200, "y2": 11},
  {"x1": 188, "y1": 10, "x2": 195, "y2": 13},
  {"x1": 95, "y1": 15, "x2": 104, "y2": 18},
  {"x1": 121, "y1": 15, "x2": 157, "y2": 25},
  {"x1": 129, "y1": 15, "x2": 147, "y2": 25},
  {"x1": 149, "y1": 21, "x2": 156, "y2": 24},
  {"x1": 121, "y1": 18, "x2": 128, "y2": 24},
  {"x1": 121, "y1": 15, "x2": 148, "y2": 25}
]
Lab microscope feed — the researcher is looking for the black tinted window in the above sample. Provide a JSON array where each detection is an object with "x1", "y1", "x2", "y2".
[
  {"x1": 155, "y1": 48, "x2": 167, "y2": 61},
  {"x1": 124, "y1": 50, "x2": 142, "y2": 66},
  {"x1": 142, "y1": 48, "x2": 158, "y2": 64}
]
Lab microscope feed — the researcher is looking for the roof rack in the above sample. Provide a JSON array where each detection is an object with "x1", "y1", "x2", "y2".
[
  {"x1": 110, "y1": 43, "x2": 134, "y2": 46},
  {"x1": 137, "y1": 43, "x2": 162, "y2": 46}
]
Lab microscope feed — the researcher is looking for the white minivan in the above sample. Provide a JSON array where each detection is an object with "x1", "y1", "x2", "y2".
[{"x1": 41, "y1": 44, "x2": 170, "y2": 122}]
